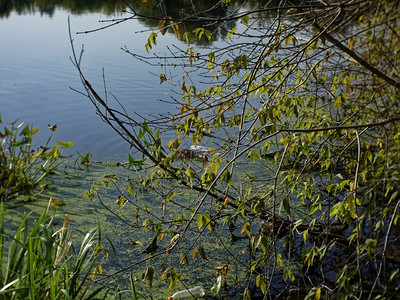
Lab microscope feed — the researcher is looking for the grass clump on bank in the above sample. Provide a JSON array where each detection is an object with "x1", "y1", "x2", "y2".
[{"x1": 0, "y1": 200, "x2": 110, "y2": 299}]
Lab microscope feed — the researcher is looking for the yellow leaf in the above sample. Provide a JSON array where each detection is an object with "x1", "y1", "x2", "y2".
[
  {"x1": 223, "y1": 197, "x2": 229, "y2": 206},
  {"x1": 349, "y1": 182, "x2": 355, "y2": 193},
  {"x1": 159, "y1": 232, "x2": 166, "y2": 241},
  {"x1": 62, "y1": 214, "x2": 70, "y2": 228},
  {"x1": 50, "y1": 197, "x2": 66, "y2": 207},
  {"x1": 240, "y1": 222, "x2": 251, "y2": 237},
  {"x1": 158, "y1": 20, "x2": 167, "y2": 35},
  {"x1": 315, "y1": 287, "x2": 321, "y2": 300},
  {"x1": 32, "y1": 148, "x2": 44, "y2": 158},
  {"x1": 160, "y1": 73, "x2": 167, "y2": 84},
  {"x1": 192, "y1": 246, "x2": 198, "y2": 260}
]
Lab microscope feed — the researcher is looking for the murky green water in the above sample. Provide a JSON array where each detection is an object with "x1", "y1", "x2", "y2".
[{"x1": 3, "y1": 158, "x2": 255, "y2": 298}]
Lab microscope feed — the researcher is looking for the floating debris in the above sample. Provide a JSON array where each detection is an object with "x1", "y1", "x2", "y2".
[{"x1": 169, "y1": 285, "x2": 205, "y2": 299}]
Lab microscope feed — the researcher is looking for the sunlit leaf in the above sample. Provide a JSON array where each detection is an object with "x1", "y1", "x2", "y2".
[
  {"x1": 196, "y1": 215, "x2": 203, "y2": 229},
  {"x1": 223, "y1": 197, "x2": 229, "y2": 206},
  {"x1": 160, "y1": 73, "x2": 167, "y2": 84},
  {"x1": 57, "y1": 141, "x2": 74, "y2": 148},
  {"x1": 50, "y1": 197, "x2": 66, "y2": 207},
  {"x1": 241, "y1": 15, "x2": 249, "y2": 26}
]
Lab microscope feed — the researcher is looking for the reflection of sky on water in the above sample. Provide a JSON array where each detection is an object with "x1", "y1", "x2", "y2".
[
  {"x1": 0, "y1": 3, "x2": 272, "y2": 160},
  {"x1": 0, "y1": 10, "x2": 178, "y2": 160}
]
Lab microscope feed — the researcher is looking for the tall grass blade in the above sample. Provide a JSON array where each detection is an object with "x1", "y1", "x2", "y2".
[{"x1": 0, "y1": 201, "x2": 4, "y2": 284}]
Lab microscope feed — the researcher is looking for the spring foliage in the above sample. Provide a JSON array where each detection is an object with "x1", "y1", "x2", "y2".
[{"x1": 72, "y1": 0, "x2": 400, "y2": 298}]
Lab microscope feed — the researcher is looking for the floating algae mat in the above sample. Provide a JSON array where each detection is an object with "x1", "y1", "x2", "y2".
[{"x1": 2, "y1": 158, "x2": 253, "y2": 299}]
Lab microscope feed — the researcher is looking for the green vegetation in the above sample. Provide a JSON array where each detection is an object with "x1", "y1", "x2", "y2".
[
  {"x1": 0, "y1": 201, "x2": 109, "y2": 299},
  {"x1": 73, "y1": 0, "x2": 400, "y2": 298},
  {"x1": 5, "y1": 0, "x2": 400, "y2": 296},
  {"x1": 0, "y1": 116, "x2": 117, "y2": 298},
  {"x1": 0, "y1": 115, "x2": 73, "y2": 204}
]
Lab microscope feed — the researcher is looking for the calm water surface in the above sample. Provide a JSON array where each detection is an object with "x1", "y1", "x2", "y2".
[{"x1": 1, "y1": 5, "x2": 178, "y2": 159}]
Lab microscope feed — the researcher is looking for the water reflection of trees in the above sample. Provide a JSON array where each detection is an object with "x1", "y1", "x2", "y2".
[
  {"x1": 128, "y1": 0, "x2": 279, "y2": 45},
  {"x1": 1, "y1": 0, "x2": 273, "y2": 44},
  {"x1": 127, "y1": 0, "x2": 236, "y2": 44},
  {"x1": 0, "y1": 0, "x2": 126, "y2": 18}
]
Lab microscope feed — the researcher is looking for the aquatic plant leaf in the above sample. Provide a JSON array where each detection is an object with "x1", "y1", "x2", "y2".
[{"x1": 58, "y1": 141, "x2": 74, "y2": 148}]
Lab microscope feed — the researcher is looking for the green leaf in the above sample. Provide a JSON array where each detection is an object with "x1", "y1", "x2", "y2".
[
  {"x1": 197, "y1": 246, "x2": 208, "y2": 260},
  {"x1": 192, "y1": 246, "x2": 199, "y2": 260},
  {"x1": 183, "y1": 31, "x2": 192, "y2": 45},
  {"x1": 220, "y1": 169, "x2": 232, "y2": 186},
  {"x1": 256, "y1": 274, "x2": 266, "y2": 294},
  {"x1": 31, "y1": 126, "x2": 39, "y2": 135},
  {"x1": 276, "y1": 253, "x2": 283, "y2": 267},
  {"x1": 205, "y1": 30, "x2": 212, "y2": 41},
  {"x1": 80, "y1": 152, "x2": 90, "y2": 165},
  {"x1": 169, "y1": 277, "x2": 176, "y2": 290},
  {"x1": 128, "y1": 154, "x2": 145, "y2": 168},
  {"x1": 180, "y1": 254, "x2": 189, "y2": 265},
  {"x1": 203, "y1": 213, "x2": 212, "y2": 231},
  {"x1": 185, "y1": 167, "x2": 196, "y2": 182},
  {"x1": 150, "y1": 32, "x2": 157, "y2": 45},
  {"x1": 5, "y1": 127, "x2": 14, "y2": 137},
  {"x1": 283, "y1": 267, "x2": 295, "y2": 281},
  {"x1": 158, "y1": 19, "x2": 167, "y2": 35},
  {"x1": 243, "y1": 288, "x2": 251, "y2": 300},
  {"x1": 57, "y1": 141, "x2": 74, "y2": 148},
  {"x1": 226, "y1": 27, "x2": 236, "y2": 40},
  {"x1": 260, "y1": 235, "x2": 269, "y2": 254},
  {"x1": 240, "y1": 222, "x2": 251, "y2": 237},
  {"x1": 20, "y1": 124, "x2": 31, "y2": 136},
  {"x1": 170, "y1": 20, "x2": 179, "y2": 40},
  {"x1": 192, "y1": 246, "x2": 208, "y2": 261},
  {"x1": 145, "y1": 42, "x2": 151, "y2": 53},
  {"x1": 143, "y1": 266, "x2": 154, "y2": 289},
  {"x1": 166, "y1": 192, "x2": 176, "y2": 201},
  {"x1": 241, "y1": 15, "x2": 249, "y2": 26},
  {"x1": 125, "y1": 186, "x2": 134, "y2": 196},
  {"x1": 389, "y1": 270, "x2": 399, "y2": 282},
  {"x1": 193, "y1": 27, "x2": 205, "y2": 40},
  {"x1": 196, "y1": 215, "x2": 203, "y2": 230},
  {"x1": 282, "y1": 198, "x2": 290, "y2": 215},
  {"x1": 315, "y1": 287, "x2": 321, "y2": 300}
]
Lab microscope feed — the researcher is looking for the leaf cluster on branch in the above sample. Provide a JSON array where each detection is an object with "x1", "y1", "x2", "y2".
[{"x1": 70, "y1": 0, "x2": 400, "y2": 298}]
